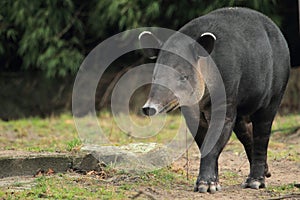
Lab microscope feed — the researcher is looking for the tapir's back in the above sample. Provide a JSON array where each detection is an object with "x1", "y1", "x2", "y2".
[{"x1": 180, "y1": 7, "x2": 290, "y2": 114}]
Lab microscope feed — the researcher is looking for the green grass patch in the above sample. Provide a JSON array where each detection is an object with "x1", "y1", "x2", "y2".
[
  {"x1": 267, "y1": 183, "x2": 300, "y2": 196},
  {"x1": 0, "y1": 167, "x2": 192, "y2": 200},
  {"x1": 219, "y1": 170, "x2": 241, "y2": 185},
  {"x1": 98, "y1": 112, "x2": 184, "y2": 145},
  {"x1": 0, "y1": 112, "x2": 299, "y2": 153},
  {"x1": 272, "y1": 114, "x2": 300, "y2": 135},
  {"x1": 0, "y1": 112, "x2": 186, "y2": 152},
  {"x1": 0, "y1": 113, "x2": 78, "y2": 152},
  {"x1": 268, "y1": 144, "x2": 300, "y2": 162},
  {"x1": 66, "y1": 138, "x2": 82, "y2": 152},
  {"x1": 2, "y1": 175, "x2": 127, "y2": 200}
]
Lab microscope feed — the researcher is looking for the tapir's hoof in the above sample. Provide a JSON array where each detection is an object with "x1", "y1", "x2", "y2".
[
  {"x1": 241, "y1": 177, "x2": 266, "y2": 189},
  {"x1": 265, "y1": 170, "x2": 271, "y2": 178},
  {"x1": 194, "y1": 181, "x2": 222, "y2": 194}
]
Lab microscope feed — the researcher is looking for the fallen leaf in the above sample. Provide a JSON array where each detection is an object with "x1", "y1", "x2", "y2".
[
  {"x1": 46, "y1": 168, "x2": 55, "y2": 175},
  {"x1": 87, "y1": 170, "x2": 96, "y2": 175},
  {"x1": 34, "y1": 168, "x2": 44, "y2": 177}
]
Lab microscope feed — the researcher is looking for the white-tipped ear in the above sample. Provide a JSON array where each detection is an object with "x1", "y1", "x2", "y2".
[
  {"x1": 193, "y1": 32, "x2": 216, "y2": 58},
  {"x1": 138, "y1": 31, "x2": 153, "y2": 40},
  {"x1": 138, "y1": 31, "x2": 162, "y2": 59},
  {"x1": 201, "y1": 32, "x2": 216, "y2": 40}
]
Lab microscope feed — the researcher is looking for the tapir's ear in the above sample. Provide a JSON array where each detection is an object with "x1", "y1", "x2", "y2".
[
  {"x1": 139, "y1": 31, "x2": 162, "y2": 59},
  {"x1": 193, "y1": 32, "x2": 216, "y2": 59}
]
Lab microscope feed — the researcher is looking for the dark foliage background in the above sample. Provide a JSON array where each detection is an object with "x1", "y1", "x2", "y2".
[
  {"x1": 0, "y1": 0, "x2": 299, "y2": 119},
  {"x1": 1, "y1": 0, "x2": 299, "y2": 77}
]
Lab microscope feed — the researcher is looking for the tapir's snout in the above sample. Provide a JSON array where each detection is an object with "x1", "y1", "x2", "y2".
[
  {"x1": 142, "y1": 83, "x2": 180, "y2": 116},
  {"x1": 142, "y1": 97, "x2": 179, "y2": 116},
  {"x1": 142, "y1": 100, "x2": 162, "y2": 116},
  {"x1": 142, "y1": 106, "x2": 158, "y2": 116}
]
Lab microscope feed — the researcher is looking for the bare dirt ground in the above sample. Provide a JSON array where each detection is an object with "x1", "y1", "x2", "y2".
[{"x1": 135, "y1": 130, "x2": 300, "y2": 200}]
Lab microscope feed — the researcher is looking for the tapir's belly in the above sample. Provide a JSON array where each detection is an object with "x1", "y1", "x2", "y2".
[
  {"x1": 235, "y1": 78, "x2": 272, "y2": 116},
  {"x1": 237, "y1": 97, "x2": 264, "y2": 115}
]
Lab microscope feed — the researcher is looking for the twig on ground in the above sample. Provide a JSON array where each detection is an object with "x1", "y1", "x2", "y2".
[
  {"x1": 131, "y1": 190, "x2": 157, "y2": 200},
  {"x1": 267, "y1": 193, "x2": 300, "y2": 200}
]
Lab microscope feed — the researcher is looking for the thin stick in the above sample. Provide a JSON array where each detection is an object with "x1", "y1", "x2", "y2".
[
  {"x1": 185, "y1": 127, "x2": 189, "y2": 180},
  {"x1": 131, "y1": 190, "x2": 157, "y2": 200},
  {"x1": 268, "y1": 193, "x2": 300, "y2": 200}
]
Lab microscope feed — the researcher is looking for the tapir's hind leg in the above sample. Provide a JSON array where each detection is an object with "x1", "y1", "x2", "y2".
[
  {"x1": 242, "y1": 105, "x2": 278, "y2": 189},
  {"x1": 234, "y1": 116, "x2": 271, "y2": 179},
  {"x1": 234, "y1": 116, "x2": 253, "y2": 164}
]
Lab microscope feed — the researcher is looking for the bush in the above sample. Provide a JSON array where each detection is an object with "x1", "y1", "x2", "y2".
[
  {"x1": 0, "y1": 0, "x2": 84, "y2": 77},
  {"x1": 0, "y1": 0, "x2": 280, "y2": 77}
]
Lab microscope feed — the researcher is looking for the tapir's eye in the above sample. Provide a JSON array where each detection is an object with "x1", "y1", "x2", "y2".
[{"x1": 179, "y1": 75, "x2": 189, "y2": 81}]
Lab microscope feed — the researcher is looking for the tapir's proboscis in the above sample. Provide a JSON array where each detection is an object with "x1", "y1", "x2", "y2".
[{"x1": 139, "y1": 8, "x2": 290, "y2": 193}]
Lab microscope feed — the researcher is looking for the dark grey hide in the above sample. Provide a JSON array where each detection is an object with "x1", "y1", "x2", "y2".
[{"x1": 139, "y1": 7, "x2": 290, "y2": 193}]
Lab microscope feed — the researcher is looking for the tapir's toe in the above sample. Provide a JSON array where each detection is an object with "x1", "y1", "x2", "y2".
[
  {"x1": 241, "y1": 177, "x2": 266, "y2": 189},
  {"x1": 194, "y1": 181, "x2": 221, "y2": 194}
]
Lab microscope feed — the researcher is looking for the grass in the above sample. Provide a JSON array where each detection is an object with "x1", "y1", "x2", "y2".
[
  {"x1": 1, "y1": 167, "x2": 299, "y2": 200},
  {"x1": 66, "y1": 138, "x2": 82, "y2": 152},
  {"x1": 268, "y1": 143, "x2": 300, "y2": 162},
  {"x1": 0, "y1": 112, "x2": 186, "y2": 152},
  {"x1": 98, "y1": 111, "x2": 183, "y2": 145},
  {"x1": 220, "y1": 170, "x2": 241, "y2": 185},
  {"x1": 224, "y1": 114, "x2": 300, "y2": 162},
  {"x1": 266, "y1": 183, "x2": 300, "y2": 196},
  {"x1": 2, "y1": 166, "x2": 298, "y2": 199},
  {"x1": 1, "y1": 175, "x2": 127, "y2": 199},
  {"x1": 0, "y1": 112, "x2": 299, "y2": 153},
  {"x1": 0, "y1": 112, "x2": 299, "y2": 164},
  {"x1": 0, "y1": 167, "x2": 192, "y2": 200},
  {"x1": 272, "y1": 114, "x2": 300, "y2": 135},
  {"x1": 0, "y1": 114, "x2": 78, "y2": 152}
]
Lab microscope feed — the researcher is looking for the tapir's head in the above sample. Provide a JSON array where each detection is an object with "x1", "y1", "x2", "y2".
[{"x1": 139, "y1": 31, "x2": 216, "y2": 116}]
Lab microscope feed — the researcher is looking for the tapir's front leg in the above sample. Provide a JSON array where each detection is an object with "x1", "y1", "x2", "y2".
[{"x1": 194, "y1": 109, "x2": 236, "y2": 193}]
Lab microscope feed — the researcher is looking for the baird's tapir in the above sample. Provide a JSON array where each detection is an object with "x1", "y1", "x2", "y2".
[{"x1": 139, "y1": 7, "x2": 290, "y2": 193}]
